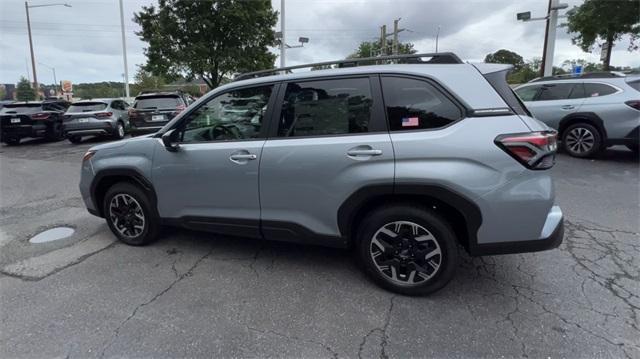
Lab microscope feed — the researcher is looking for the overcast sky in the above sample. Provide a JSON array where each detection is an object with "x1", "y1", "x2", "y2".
[{"x1": 1, "y1": 0, "x2": 638, "y2": 85}]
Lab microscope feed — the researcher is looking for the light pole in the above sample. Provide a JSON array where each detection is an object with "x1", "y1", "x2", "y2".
[
  {"x1": 279, "y1": 0, "x2": 285, "y2": 68},
  {"x1": 435, "y1": 25, "x2": 441, "y2": 53},
  {"x1": 38, "y1": 62, "x2": 57, "y2": 96},
  {"x1": 118, "y1": 0, "x2": 130, "y2": 99},
  {"x1": 25, "y1": 2, "x2": 71, "y2": 99},
  {"x1": 517, "y1": 0, "x2": 568, "y2": 77}
]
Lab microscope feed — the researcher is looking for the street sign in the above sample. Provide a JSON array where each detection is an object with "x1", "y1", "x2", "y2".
[
  {"x1": 572, "y1": 65, "x2": 583, "y2": 76},
  {"x1": 600, "y1": 42, "x2": 610, "y2": 61},
  {"x1": 517, "y1": 12, "x2": 531, "y2": 21}
]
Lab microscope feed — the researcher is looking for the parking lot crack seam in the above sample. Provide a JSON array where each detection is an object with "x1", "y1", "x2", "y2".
[
  {"x1": 357, "y1": 295, "x2": 396, "y2": 359},
  {"x1": 246, "y1": 326, "x2": 338, "y2": 358},
  {"x1": 98, "y1": 248, "x2": 214, "y2": 358}
]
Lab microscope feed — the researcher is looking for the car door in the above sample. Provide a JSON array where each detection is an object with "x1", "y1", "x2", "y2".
[
  {"x1": 152, "y1": 84, "x2": 277, "y2": 238},
  {"x1": 517, "y1": 82, "x2": 584, "y2": 130},
  {"x1": 259, "y1": 76, "x2": 394, "y2": 246}
]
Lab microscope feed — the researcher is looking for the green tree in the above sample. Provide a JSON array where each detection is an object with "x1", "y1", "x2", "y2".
[
  {"x1": 132, "y1": 66, "x2": 167, "y2": 95},
  {"x1": 134, "y1": 0, "x2": 278, "y2": 89},
  {"x1": 16, "y1": 77, "x2": 35, "y2": 101},
  {"x1": 484, "y1": 49, "x2": 526, "y2": 71},
  {"x1": 348, "y1": 39, "x2": 416, "y2": 59},
  {"x1": 566, "y1": 0, "x2": 640, "y2": 70}
]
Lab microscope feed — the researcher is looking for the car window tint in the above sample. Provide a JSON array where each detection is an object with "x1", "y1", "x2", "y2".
[
  {"x1": 515, "y1": 86, "x2": 540, "y2": 101},
  {"x1": 178, "y1": 85, "x2": 272, "y2": 143},
  {"x1": 536, "y1": 83, "x2": 574, "y2": 101},
  {"x1": 568, "y1": 83, "x2": 586, "y2": 99},
  {"x1": 68, "y1": 102, "x2": 108, "y2": 112},
  {"x1": 584, "y1": 83, "x2": 618, "y2": 97},
  {"x1": 134, "y1": 96, "x2": 181, "y2": 109},
  {"x1": 627, "y1": 79, "x2": 640, "y2": 92},
  {"x1": 382, "y1": 77, "x2": 462, "y2": 131},
  {"x1": 278, "y1": 78, "x2": 372, "y2": 137},
  {"x1": 0, "y1": 104, "x2": 42, "y2": 114}
]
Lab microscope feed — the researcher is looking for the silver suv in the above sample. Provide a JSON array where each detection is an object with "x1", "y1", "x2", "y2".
[
  {"x1": 63, "y1": 98, "x2": 130, "y2": 144},
  {"x1": 79, "y1": 53, "x2": 564, "y2": 295},
  {"x1": 514, "y1": 74, "x2": 640, "y2": 157}
]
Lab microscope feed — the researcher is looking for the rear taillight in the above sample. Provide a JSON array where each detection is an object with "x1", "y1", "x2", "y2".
[
  {"x1": 495, "y1": 131, "x2": 558, "y2": 170},
  {"x1": 95, "y1": 112, "x2": 113, "y2": 118},
  {"x1": 128, "y1": 109, "x2": 138, "y2": 117},
  {"x1": 625, "y1": 100, "x2": 640, "y2": 111},
  {"x1": 31, "y1": 112, "x2": 50, "y2": 120}
]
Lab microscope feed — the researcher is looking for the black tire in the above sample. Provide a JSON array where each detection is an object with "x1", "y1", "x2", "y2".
[
  {"x1": 68, "y1": 136, "x2": 82, "y2": 144},
  {"x1": 626, "y1": 144, "x2": 639, "y2": 155},
  {"x1": 103, "y1": 182, "x2": 160, "y2": 246},
  {"x1": 356, "y1": 205, "x2": 458, "y2": 296},
  {"x1": 3, "y1": 138, "x2": 20, "y2": 146},
  {"x1": 112, "y1": 121, "x2": 125, "y2": 140},
  {"x1": 562, "y1": 123, "x2": 602, "y2": 158}
]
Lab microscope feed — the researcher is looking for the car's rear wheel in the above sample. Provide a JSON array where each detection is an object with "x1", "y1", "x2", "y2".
[
  {"x1": 103, "y1": 182, "x2": 159, "y2": 246},
  {"x1": 68, "y1": 136, "x2": 82, "y2": 144},
  {"x1": 113, "y1": 121, "x2": 125, "y2": 140},
  {"x1": 45, "y1": 121, "x2": 65, "y2": 141},
  {"x1": 562, "y1": 123, "x2": 602, "y2": 158},
  {"x1": 356, "y1": 205, "x2": 458, "y2": 295}
]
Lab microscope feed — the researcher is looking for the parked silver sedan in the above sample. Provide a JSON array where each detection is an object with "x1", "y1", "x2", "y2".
[
  {"x1": 62, "y1": 98, "x2": 130, "y2": 144},
  {"x1": 515, "y1": 74, "x2": 640, "y2": 157}
]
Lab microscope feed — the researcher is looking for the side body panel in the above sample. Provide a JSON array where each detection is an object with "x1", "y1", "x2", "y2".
[
  {"x1": 578, "y1": 88, "x2": 640, "y2": 140},
  {"x1": 391, "y1": 115, "x2": 555, "y2": 244}
]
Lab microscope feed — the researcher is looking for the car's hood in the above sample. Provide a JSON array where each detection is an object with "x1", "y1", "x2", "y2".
[{"x1": 89, "y1": 133, "x2": 154, "y2": 152}]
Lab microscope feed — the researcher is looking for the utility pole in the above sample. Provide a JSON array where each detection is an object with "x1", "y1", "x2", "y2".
[
  {"x1": 119, "y1": 0, "x2": 130, "y2": 99},
  {"x1": 392, "y1": 19, "x2": 399, "y2": 55},
  {"x1": 280, "y1": 0, "x2": 286, "y2": 68},
  {"x1": 380, "y1": 25, "x2": 386, "y2": 56},
  {"x1": 25, "y1": 2, "x2": 38, "y2": 99},
  {"x1": 435, "y1": 25, "x2": 441, "y2": 52}
]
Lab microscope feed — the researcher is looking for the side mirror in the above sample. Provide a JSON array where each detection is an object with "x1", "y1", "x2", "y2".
[{"x1": 162, "y1": 129, "x2": 180, "y2": 152}]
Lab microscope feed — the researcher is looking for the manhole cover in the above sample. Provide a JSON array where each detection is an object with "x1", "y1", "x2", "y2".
[{"x1": 29, "y1": 227, "x2": 75, "y2": 244}]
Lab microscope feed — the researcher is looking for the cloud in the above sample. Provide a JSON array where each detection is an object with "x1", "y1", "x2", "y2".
[{"x1": 1, "y1": 0, "x2": 638, "y2": 85}]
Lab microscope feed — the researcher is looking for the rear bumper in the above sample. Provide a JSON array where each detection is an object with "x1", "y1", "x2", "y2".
[
  {"x1": 1, "y1": 124, "x2": 47, "y2": 140},
  {"x1": 469, "y1": 205, "x2": 564, "y2": 256},
  {"x1": 64, "y1": 122, "x2": 114, "y2": 137}
]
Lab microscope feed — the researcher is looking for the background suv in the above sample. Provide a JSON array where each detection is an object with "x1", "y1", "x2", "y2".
[
  {"x1": 514, "y1": 74, "x2": 640, "y2": 157},
  {"x1": 63, "y1": 98, "x2": 130, "y2": 143},
  {"x1": 79, "y1": 53, "x2": 563, "y2": 295},
  {"x1": 0, "y1": 99, "x2": 70, "y2": 145},
  {"x1": 128, "y1": 91, "x2": 192, "y2": 136}
]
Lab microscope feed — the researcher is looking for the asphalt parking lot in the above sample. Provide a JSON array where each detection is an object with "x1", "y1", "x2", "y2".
[{"x1": 0, "y1": 137, "x2": 638, "y2": 358}]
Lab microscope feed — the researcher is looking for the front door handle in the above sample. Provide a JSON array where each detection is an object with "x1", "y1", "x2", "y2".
[
  {"x1": 561, "y1": 105, "x2": 575, "y2": 110},
  {"x1": 347, "y1": 149, "x2": 383, "y2": 156},
  {"x1": 229, "y1": 151, "x2": 257, "y2": 164}
]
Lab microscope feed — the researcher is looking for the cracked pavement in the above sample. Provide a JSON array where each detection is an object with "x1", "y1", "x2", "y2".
[{"x1": 1, "y1": 138, "x2": 638, "y2": 358}]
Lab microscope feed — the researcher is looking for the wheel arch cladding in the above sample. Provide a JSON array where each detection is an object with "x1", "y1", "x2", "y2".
[
  {"x1": 558, "y1": 112, "x2": 607, "y2": 140},
  {"x1": 91, "y1": 168, "x2": 157, "y2": 218},
  {"x1": 337, "y1": 184, "x2": 482, "y2": 251}
]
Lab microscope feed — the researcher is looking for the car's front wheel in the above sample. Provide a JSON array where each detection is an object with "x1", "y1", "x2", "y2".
[
  {"x1": 103, "y1": 182, "x2": 159, "y2": 246},
  {"x1": 68, "y1": 136, "x2": 82, "y2": 144},
  {"x1": 357, "y1": 205, "x2": 458, "y2": 295},
  {"x1": 562, "y1": 123, "x2": 602, "y2": 158},
  {"x1": 113, "y1": 121, "x2": 125, "y2": 140}
]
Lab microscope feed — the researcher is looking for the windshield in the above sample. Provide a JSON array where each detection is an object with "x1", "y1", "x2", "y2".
[
  {"x1": 0, "y1": 104, "x2": 43, "y2": 115},
  {"x1": 67, "y1": 102, "x2": 108, "y2": 113},
  {"x1": 134, "y1": 96, "x2": 182, "y2": 110}
]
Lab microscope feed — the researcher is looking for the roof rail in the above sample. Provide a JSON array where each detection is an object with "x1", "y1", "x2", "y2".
[
  {"x1": 234, "y1": 52, "x2": 463, "y2": 81},
  {"x1": 529, "y1": 72, "x2": 625, "y2": 83}
]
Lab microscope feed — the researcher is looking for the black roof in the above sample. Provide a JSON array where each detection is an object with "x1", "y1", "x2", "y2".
[{"x1": 135, "y1": 90, "x2": 185, "y2": 98}]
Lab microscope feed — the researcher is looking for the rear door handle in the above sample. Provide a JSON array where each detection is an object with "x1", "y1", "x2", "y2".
[
  {"x1": 230, "y1": 154, "x2": 257, "y2": 160},
  {"x1": 229, "y1": 151, "x2": 257, "y2": 164},
  {"x1": 347, "y1": 149, "x2": 383, "y2": 156}
]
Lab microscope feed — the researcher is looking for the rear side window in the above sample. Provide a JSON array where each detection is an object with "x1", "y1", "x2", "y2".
[
  {"x1": 482, "y1": 70, "x2": 530, "y2": 116},
  {"x1": 68, "y1": 102, "x2": 108, "y2": 112},
  {"x1": 584, "y1": 83, "x2": 618, "y2": 97},
  {"x1": 627, "y1": 79, "x2": 640, "y2": 92},
  {"x1": 515, "y1": 85, "x2": 540, "y2": 101},
  {"x1": 537, "y1": 83, "x2": 574, "y2": 101},
  {"x1": 278, "y1": 77, "x2": 373, "y2": 137},
  {"x1": 0, "y1": 104, "x2": 43, "y2": 114},
  {"x1": 134, "y1": 96, "x2": 182, "y2": 109},
  {"x1": 381, "y1": 77, "x2": 462, "y2": 131}
]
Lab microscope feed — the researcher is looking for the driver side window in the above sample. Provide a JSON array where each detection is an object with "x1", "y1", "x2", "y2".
[{"x1": 178, "y1": 85, "x2": 273, "y2": 143}]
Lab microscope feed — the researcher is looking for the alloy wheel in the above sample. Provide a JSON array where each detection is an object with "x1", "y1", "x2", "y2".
[
  {"x1": 108, "y1": 193, "x2": 145, "y2": 239},
  {"x1": 565, "y1": 127, "x2": 595, "y2": 154},
  {"x1": 369, "y1": 221, "x2": 442, "y2": 285},
  {"x1": 117, "y1": 123, "x2": 125, "y2": 138}
]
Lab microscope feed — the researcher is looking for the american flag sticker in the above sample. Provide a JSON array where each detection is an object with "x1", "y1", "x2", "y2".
[{"x1": 402, "y1": 117, "x2": 419, "y2": 127}]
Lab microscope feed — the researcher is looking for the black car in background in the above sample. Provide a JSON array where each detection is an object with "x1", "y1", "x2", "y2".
[
  {"x1": 128, "y1": 91, "x2": 192, "y2": 136},
  {"x1": 0, "y1": 99, "x2": 70, "y2": 145}
]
